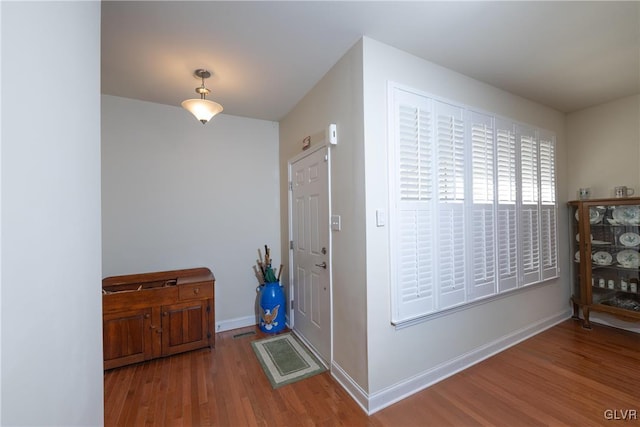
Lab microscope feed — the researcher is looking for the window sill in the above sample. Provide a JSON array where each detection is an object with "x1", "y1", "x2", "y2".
[{"x1": 392, "y1": 276, "x2": 560, "y2": 330}]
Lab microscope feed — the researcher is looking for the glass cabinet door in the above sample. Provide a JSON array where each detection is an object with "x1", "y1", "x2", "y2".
[
  {"x1": 571, "y1": 200, "x2": 640, "y2": 328},
  {"x1": 592, "y1": 205, "x2": 640, "y2": 308},
  {"x1": 569, "y1": 204, "x2": 582, "y2": 317}
]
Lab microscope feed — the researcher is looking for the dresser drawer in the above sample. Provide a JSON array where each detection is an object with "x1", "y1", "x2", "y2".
[{"x1": 178, "y1": 282, "x2": 213, "y2": 300}]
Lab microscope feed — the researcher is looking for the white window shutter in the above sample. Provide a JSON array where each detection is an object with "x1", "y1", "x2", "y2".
[
  {"x1": 438, "y1": 204, "x2": 466, "y2": 308},
  {"x1": 521, "y1": 205, "x2": 541, "y2": 281},
  {"x1": 520, "y1": 132, "x2": 539, "y2": 205},
  {"x1": 539, "y1": 131, "x2": 557, "y2": 279},
  {"x1": 496, "y1": 120, "x2": 518, "y2": 291},
  {"x1": 399, "y1": 103, "x2": 433, "y2": 201},
  {"x1": 436, "y1": 101, "x2": 465, "y2": 202},
  {"x1": 539, "y1": 134, "x2": 556, "y2": 205},
  {"x1": 469, "y1": 111, "x2": 496, "y2": 299},
  {"x1": 518, "y1": 125, "x2": 541, "y2": 285},
  {"x1": 540, "y1": 205, "x2": 557, "y2": 279},
  {"x1": 398, "y1": 209, "x2": 434, "y2": 318},
  {"x1": 435, "y1": 101, "x2": 466, "y2": 309},
  {"x1": 388, "y1": 84, "x2": 558, "y2": 325},
  {"x1": 391, "y1": 89, "x2": 435, "y2": 321},
  {"x1": 471, "y1": 114, "x2": 494, "y2": 204}
]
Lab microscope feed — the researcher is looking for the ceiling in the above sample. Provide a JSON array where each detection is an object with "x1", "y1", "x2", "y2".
[{"x1": 101, "y1": 1, "x2": 640, "y2": 122}]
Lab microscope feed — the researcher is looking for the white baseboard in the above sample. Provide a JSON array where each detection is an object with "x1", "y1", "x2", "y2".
[
  {"x1": 331, "y1": 310, "x2": 571, "y2": 415},
  {"x1": 330, "y1": 361, "x2": 371, "y2": 414},
  {"x1": 215, "y1": 315, "x2": 257, "y2": 333},
  {"x1": 366, "y1": 310, "x2": 571, "y2": 414},
  {"x1": 216, "y1": 313, "x2": 292, "y2": 334}
]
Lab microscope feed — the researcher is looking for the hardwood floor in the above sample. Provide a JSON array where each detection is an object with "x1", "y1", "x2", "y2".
[{"x1": 104, "y1": 320, "x2": 640, "y2": 426}]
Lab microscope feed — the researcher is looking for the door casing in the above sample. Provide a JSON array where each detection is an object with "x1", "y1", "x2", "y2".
[{"x1": 287, "y1": 143, "x2": 332, "y2": 365}]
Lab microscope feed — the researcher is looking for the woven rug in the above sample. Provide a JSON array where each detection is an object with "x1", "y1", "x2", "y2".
[{"x1": 251, "y1": 333, "x2": 326, "y2": 389}]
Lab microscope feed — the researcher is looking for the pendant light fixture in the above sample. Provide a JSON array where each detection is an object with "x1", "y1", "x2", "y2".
[{"x1": 181, "y1": 69, "x2": 223, "y2": 124}]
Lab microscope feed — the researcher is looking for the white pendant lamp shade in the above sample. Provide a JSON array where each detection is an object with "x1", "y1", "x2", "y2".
[
  {"x1": 182, "y1": 69, "x2": 223, "y2": 124},
  {"x1": 181, "y1": 99, "x2": 223, "y2": 124}
]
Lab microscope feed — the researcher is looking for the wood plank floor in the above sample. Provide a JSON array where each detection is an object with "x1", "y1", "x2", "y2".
[{"x1": 104, "y1": 320, "x2": 640, "y2": 426}]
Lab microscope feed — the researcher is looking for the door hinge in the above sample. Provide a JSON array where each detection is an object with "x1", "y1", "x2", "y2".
[
  {"x1": 291, "y1": 300, "x2": 294, "y2": 310},
  {"x1": 289, "y1": 181, "x2": 293, "y2": 191},
  {"x1": 206, "y1": 305, "x2": 211, "y2": 313},
  {"x1": 207, "y1": 332, "x2": 212, "y2": 339},
  {"x1": 290, "y1": 240, "x2": 294, "y2": 250}
]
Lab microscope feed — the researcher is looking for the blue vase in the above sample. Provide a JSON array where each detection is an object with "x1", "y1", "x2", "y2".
[{"x1": 258, "y1": 282, "x2": 286, "y2": 333}]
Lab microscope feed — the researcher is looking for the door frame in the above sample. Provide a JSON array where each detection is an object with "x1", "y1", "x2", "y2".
[{"x1": 287, "y1": 142, "x2": 333, "y2": 365}]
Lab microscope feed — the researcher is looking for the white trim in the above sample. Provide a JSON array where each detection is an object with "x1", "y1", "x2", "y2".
[
  {"x1": 215, "y1": 315, "x2": 257, "y2": 333},
  {"x1": 287, "y1": 144, "x2": 329, "y2": 328},
  {"x1": 387, "y1": 82, "x2": 558, "y2": 323},
  {"x1": 367, "y1": 310, "x2": 570, "y2": 414},
  {"x1": 388, "y1": 81, "x2": 558, "y2": 138},
  {"x1": 326, "y1": 149, "x2": 334, "y2": 365},
  {"x1": 328, "y1": 310, "x2": 570, "y2": 415},
  {"x1": 287, "y1": 139, "x2": 329, "y2": 165},
  {"x1": 287, "y1": 158, "x2": 294, "y2": 327},
  {"x1": 0, "y1": 2, "x2": 3, "y2": 420},
  {"x1": 392, "y1": 277, "x2": 559, "y2": 329},
  {"x1": 287, "y1": 140, "x2": 333, "y2": 366},
  {"x1": 287, "y1": 142, "x2": 328, "y2": 328},
  {"x1": 330, "y1": 361, "x2": 370, "y2": 414}
]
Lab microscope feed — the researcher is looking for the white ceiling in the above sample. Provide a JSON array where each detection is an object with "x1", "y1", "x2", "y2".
[{"x1": 101, "y1": 1, "x2": 640, "y2": 122}]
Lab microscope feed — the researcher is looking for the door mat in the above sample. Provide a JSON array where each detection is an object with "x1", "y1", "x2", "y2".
[{"x1": 251, "y1": 333, "x2": 326, "y2": 389}]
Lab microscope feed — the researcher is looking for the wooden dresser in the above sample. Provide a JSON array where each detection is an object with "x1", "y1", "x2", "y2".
[{"x1": 102, "y1": 267, "x2": 215, "y2": 370}]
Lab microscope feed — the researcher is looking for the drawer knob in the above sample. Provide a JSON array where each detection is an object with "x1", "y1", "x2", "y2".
[{"x1": 193, "y1": 288, "x2": 199, "y2": 294}]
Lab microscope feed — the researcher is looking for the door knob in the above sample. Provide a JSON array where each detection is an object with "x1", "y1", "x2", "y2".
[{"x1": 315, "y1": 262, "x2": 327, "y2": 269}]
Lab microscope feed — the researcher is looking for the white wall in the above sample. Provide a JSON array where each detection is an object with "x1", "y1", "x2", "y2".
[
  {"x1": 1, "y1": 2, "x2": 103, "y2": 425},
  {"x1": 280, "y1": 36, "x2": 572, "y2": 412},
  {"x1": 566, "y1": 94, "x2": 640, "y2": 200},
  {"x1": 279, "y1": 40, "x2": 369, "y2": 390},
  {"x1": 102, "y1": 95, "x2": 280, "y2": 330},
  {"x1": 361, "y1": 38, "x2": 570, "y2": 409},
  {"x1": 566, "y1": 94, "x2": 640, "y2": 332}
]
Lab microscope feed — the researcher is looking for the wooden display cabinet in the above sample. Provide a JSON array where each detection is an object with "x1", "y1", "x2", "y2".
[
  {"x1": 570, "y1": 198, "x2": 640, "y2": 328},
  {"x1": 102, "y1": 267, "x2": 215, "y2": 370}
]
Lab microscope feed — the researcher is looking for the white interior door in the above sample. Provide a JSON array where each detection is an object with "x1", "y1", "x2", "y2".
[{"x1": 289, "y1": 146, "x2": 331, "y2": 364}]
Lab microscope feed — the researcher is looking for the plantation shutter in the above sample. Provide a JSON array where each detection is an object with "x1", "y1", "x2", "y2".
[
  {"x1": 518, "y1": 125, "x2": 541, "y2": 285},
  {"x1": 392, "y1": 89, "x2": 435, "y2": 321},
  {"x1": 435, "y1": 101, "x2": 466, "y2": 309},
  {"x1": 495, "y1": 119, "x2": 518, "y2": 291},
  {"x1": 539, "y1": 131, "x2": 557, "y2": 279},
  {"x1": 469, "y1": 111, "x2": 496, "y2": 299},
  {"x1": 388, "y1": 84, "x2": 558, "y2": 325}
]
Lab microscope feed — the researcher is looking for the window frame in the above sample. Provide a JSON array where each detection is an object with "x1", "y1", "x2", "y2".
[{"x1": 388, "y1": 82, "x2": 559, "y2": 327}]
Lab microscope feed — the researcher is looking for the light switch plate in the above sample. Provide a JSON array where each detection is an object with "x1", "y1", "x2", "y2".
[{"x1": 331, "y1": 214, "x2": 341, "y2": 231}]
